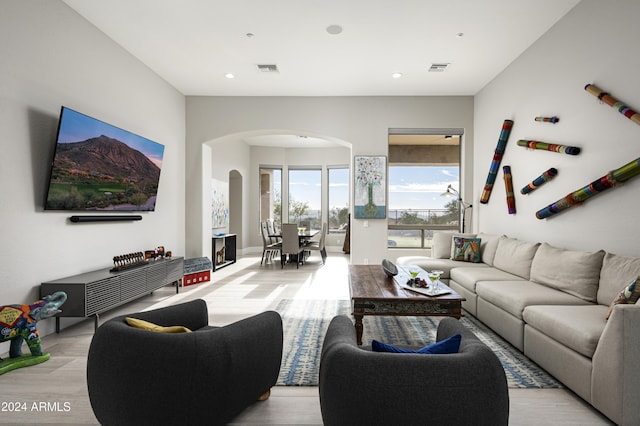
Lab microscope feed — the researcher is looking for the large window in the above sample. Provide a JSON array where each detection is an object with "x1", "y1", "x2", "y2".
[
  {"x1": 388, "y1": 131, "x2": 462, "y2": 248},
  {"x1": 388, "y1": 165, "x2": 460, "y2": 247},
  {"x1": 288, "y1": 168, "x2": 321, "y2": 230},
  {"x1": 259, "y1": 167, "x2": 282, "y2": 227},
  {"x1": 328, "y1": 167, "x2": 349, "y2": 233}
]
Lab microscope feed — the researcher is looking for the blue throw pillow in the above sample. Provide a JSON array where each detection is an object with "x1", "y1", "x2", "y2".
[{"x1": 372, "y1": 334, "x2": 461, "y2": 354}]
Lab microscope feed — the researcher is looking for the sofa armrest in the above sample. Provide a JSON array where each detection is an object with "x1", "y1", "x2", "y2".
[
  {"x1": 591, "y1": 303, "x2": 640, "y2": 426},
  {"x1": 319, "y1": 315, "x2": 508, "y2": 426},
  {"x1": 201, "y1": 310, "x2": 283, "y2": 399}
]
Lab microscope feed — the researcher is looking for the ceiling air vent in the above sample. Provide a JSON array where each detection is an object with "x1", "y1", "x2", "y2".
[
  {"x1": 428, "y1": 63, "x2": 450, "y2": 72},
  {"x1": 256, "y1": 64, "x2": 279, "y2": 73}
]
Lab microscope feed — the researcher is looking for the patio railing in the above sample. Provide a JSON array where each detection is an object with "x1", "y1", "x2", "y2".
[{"x1": 387, "y1": 208, "x2": 460, "y2": 248}]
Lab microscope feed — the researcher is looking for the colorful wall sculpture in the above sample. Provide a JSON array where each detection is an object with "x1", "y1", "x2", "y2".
[
  {"x1": 585, "y1": 84, "x2": 640, "y2": 127},
  {"x1": 517, "y1": 140, "x2": 580, "y2": 155},
  {"x1": 480, "y1": 120, "x2": 514, "y2": 204},
  {"x1": 536, "y1": 157, "x2": 640, "y2": 219},
  {"x1": 535, "y1": 116, "x2": 559, "y2": 123},
  {"x1": 503, "y1": 166, "x2": 516, "y2": 214},
  {"x1": 521, "y1": 168, "x2": 558, "y2": 195}
]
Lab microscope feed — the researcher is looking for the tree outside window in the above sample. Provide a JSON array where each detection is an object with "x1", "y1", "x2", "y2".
[
  {"x1": 288, "y1": 169, "x2": 321, "y2": 230},
  {"x1": 329, "y1": 167, "x2": 349, "y2": 232}
]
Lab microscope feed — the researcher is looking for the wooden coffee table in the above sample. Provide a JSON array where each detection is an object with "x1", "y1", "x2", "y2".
[{"x1": 348, "y1": 264, "x2": 465, "y2": 345}]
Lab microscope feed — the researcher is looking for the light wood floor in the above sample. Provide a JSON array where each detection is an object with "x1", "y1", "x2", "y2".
[{"x1": 1, "y1": 253, "x2": 613, "y2": 425}]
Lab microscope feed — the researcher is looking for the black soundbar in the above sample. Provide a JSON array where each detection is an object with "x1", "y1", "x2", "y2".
[{"x1": 69, "y1": 215, "x2": 143, "y2": 223}]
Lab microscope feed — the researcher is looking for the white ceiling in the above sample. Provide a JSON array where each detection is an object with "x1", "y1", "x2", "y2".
[
  {"x1": 240, "y1": 134, "x2": 346, "y2": 149},
  {"x1": 62, "y1": 0, "x2": 580, "y2": 148},
  {"x1": 63, "y1": 0, "x2": 581, "y2": 97}
]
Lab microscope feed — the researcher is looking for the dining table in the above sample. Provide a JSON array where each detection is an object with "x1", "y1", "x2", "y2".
[
  {"x1": 269, "y1": 229, "x2": 319, "y2": 265},
  {"x1": 269, "y1": 229, "x2": 319, "y2": 243}
]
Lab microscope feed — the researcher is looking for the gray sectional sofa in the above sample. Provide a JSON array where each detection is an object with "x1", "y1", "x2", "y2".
[{"x1": 397, "y1": 232, "x2": 640, "y2": 426}]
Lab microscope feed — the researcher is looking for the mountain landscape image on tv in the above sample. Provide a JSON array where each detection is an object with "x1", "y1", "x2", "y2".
[{"x1": 45, "y1": 107, "x2": 165, "y2": 211}]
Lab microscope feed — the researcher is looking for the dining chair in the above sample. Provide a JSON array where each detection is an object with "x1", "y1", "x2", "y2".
[
  {"x1": 261, "y1": 221, "x2": 281, "y2": 265},
  {"x1": 280, "y1": 223, "x2": 305, "y2": 268},
  {"x1": 306, "y1": 222, "x2": 327, "y2": 264},
  {"x1": 266, "y1": 220, "x2": 279, "y2": 244}
]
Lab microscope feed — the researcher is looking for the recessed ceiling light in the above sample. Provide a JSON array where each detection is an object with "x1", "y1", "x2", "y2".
[
  {"x1": 326, "y1": 25, "x2": 343, "y2": 35},
  {"x1": 246, "y1": 33, "x2": 255, "y2": 38},
  {"x1": 456, "y1": 32, "x2": 464, "y2": 38},
  {"x1": 224, "y1": 73, "x2": 235, "y2": 79},
  {"x1": 392, "y1": 72, "x2": 403, "y2": 79}
]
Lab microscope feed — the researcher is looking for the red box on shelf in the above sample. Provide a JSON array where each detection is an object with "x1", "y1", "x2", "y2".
[{"x1": 182, "y1": 270, "x2": 211, "y2": 287}]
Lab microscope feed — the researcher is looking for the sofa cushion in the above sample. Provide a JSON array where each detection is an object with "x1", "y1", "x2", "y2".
[
  {"x1": 530, "y1": 243, "x2": 605, "y2": 303},
  {"x1": 476, "y1": 281, "x2": 589, "y2": 320},
  {"x1": 476, "y1": 233, "x2": 504, "y2": 266},
  {"x1": 372, "y1": 334, "x2": 461, "y2": 354},
  {"x1": 606, "y1": 278, "x2": 640, "y2": 320},
  {"x1": 492, "y1": 238, "x2": 540, "y2": 279},
  {"x1": 523, "y1": 305, "x2": 607, "y2": 358},
  {"x1": 450, "y1": 267, "x2": 522, "y2": 293},
  {"x1": 451, "y1": 237, "x2": 482, "y2": 263},
  {"x1": 431, "y1": 232, "x2": 475, "y2": 259},
  {"x1": 597, "y1": 252, "x2": 640, "y2": 306}
]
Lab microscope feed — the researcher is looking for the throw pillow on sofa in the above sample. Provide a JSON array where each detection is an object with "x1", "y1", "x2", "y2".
[
  {"x1": 125, "y1": 317, "x2": 192, "y2": 333},
  {"x1": 597, "y1": 252, "x2": 640, "y2": 306},
  {"x1": 451, "y1": 237, "x2": 482, "y2": 263},
  {"x1": 431, "y1": 232, "x2": 475, "y2": 259},
  {"x1": 606, "y1": 277, "x2": 640, "y2": 319},
  {"x1": 372, "y1": 334, "x2": 461, "y2": 354}
]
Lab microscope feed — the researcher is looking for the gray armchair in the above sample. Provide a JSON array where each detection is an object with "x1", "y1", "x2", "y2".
[
  {"x1": 87, "y1": 299, "x2": 283, "y2": 426},
  {"x1": 319, "y1": 315, "x2": 509, "y2": 426}
]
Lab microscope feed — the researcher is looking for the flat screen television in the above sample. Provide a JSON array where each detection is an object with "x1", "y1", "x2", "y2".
[{"x1": 44, "y1": 107, "x2": 165, "y2": 211}]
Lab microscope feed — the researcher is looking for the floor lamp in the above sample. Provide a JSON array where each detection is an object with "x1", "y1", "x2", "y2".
[{"x1": 441, "y1": 185, "x2": 472, "y2": 233}]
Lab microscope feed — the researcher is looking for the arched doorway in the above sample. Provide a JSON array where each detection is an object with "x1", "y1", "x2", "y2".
[{"x1": 202, "y1": 130, "x2": 351, "y2": 259}]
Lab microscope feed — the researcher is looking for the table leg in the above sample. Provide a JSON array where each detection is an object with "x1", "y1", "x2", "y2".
[{"x1": 354, "y1": 314, "x2": 364, "y2": 345}]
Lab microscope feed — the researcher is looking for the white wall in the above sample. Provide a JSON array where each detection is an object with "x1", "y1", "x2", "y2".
[
  {"x1": 0, "y1": 1, "x2": 185, "y2": 344},
  {"x1": 186, "y1": 96, "x2": 474, "y2": 264},
  {"x1": 208, "y1": 137, "x2": 251, "y2": 254},
  {"x1": 474, "y1": 0, "x2": 640, "y2": 256}
]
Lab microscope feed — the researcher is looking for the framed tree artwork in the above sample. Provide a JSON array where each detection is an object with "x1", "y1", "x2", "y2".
[
  {"x1": 354, "y1": 155, "x2": 387, "y2": 219},
  {"x1": 211, "y1": 178, "x2": 229, "y2": 231}
]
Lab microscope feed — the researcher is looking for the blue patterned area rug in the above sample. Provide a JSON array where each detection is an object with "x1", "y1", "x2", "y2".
[{"x1": 275, "y1": 299, "x2": 562, "y2": 389}]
